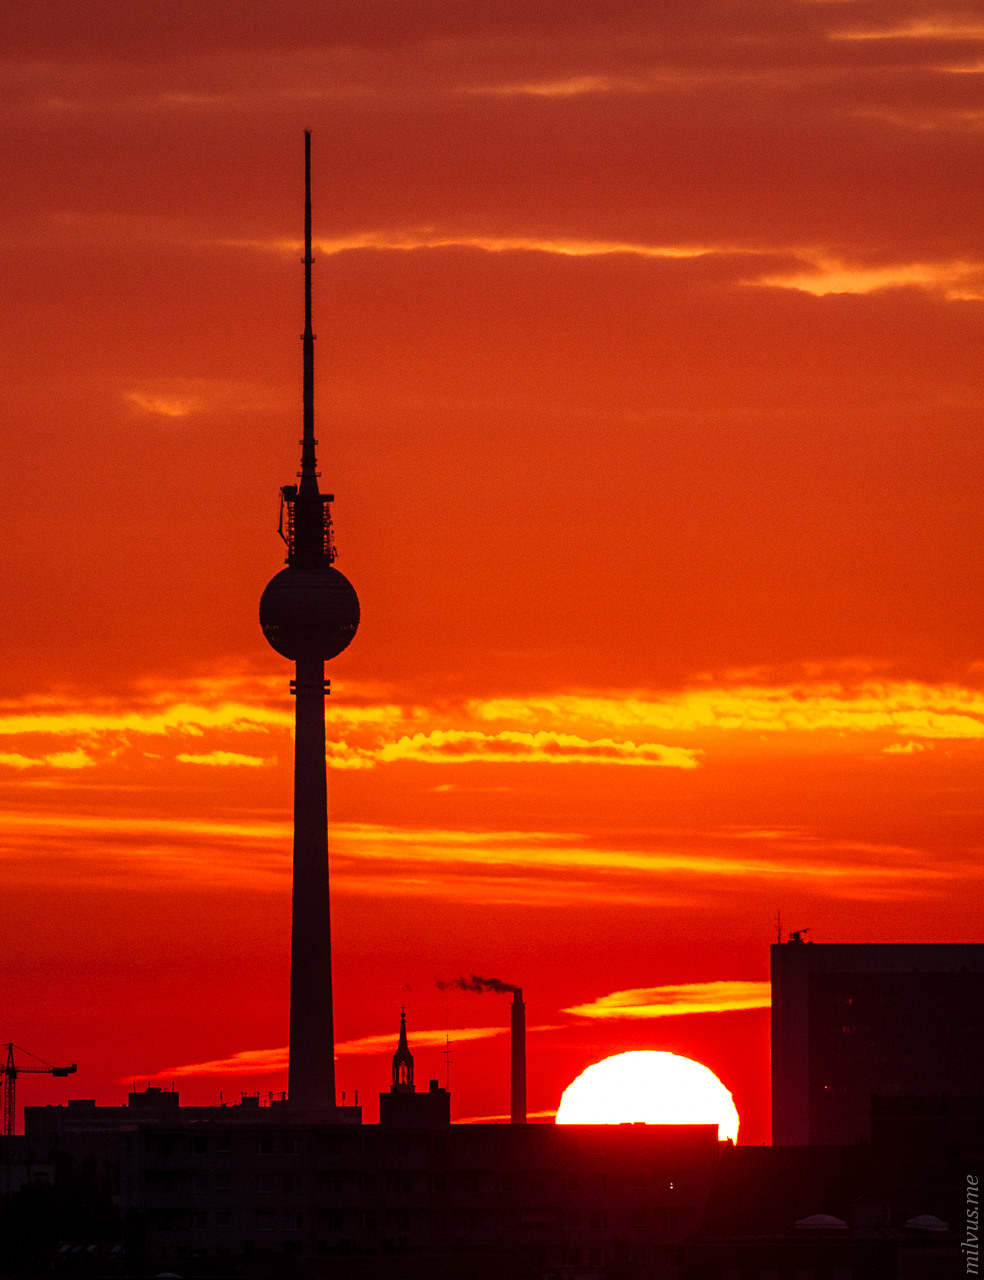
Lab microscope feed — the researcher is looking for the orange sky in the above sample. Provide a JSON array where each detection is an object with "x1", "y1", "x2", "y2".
[{"x1": 3, "y1": 0, "x2": 984, "y2": 1144}]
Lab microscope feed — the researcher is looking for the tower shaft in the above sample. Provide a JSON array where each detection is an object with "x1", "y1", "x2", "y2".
[
  {"x1": 288, "y1": 656, "x2": 335, "y2": 1109},
  {"x1": 261, "y1": 131, "x2": 359, "y2": 1114}
]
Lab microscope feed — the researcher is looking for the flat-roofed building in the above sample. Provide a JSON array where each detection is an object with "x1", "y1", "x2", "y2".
[{"x1": 771, "y1": 940, "x2": 984, "y2": 1144}]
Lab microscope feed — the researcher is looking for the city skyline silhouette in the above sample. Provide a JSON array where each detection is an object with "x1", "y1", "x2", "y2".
[{"x1": 2, "y1": 0, "x2": 984, "y2": 1152}]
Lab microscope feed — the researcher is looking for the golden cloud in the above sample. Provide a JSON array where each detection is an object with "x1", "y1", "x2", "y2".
[
  {"x1": 564, "y1": 980, "x2": 771, "y2": 1020},
  {"x1": 375, "y1": 729, "x2": 700, "y2": 769},
  {"x1": 124, "y1": 392, "x2": 202, "y2": 417},
  {"x1": 832, "y1": 20, "x2": 984, "y2": 41},
  {"x1": 0, "y1": 749, "x2": 96, "y2": 770},
  {"x1": 470, "y1": 680, "x2": 984, "y2": 742},
  {"x1": 175, "y1": 751, "x2": 271, "y2": 767},
  {"x1": 752, "y1": 257, "x2": 984, "y2": 300},
  {"x1": 230, "y1": 232, "x2": 737, "y2": 262}
]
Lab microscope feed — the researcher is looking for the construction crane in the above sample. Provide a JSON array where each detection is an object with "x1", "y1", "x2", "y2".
[{"x1": 2, "y1": 1043, "x2": 77, "y2": 1136}]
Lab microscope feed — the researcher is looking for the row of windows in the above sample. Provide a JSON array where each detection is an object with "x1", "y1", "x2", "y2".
[
  {"x1": 721, "y1": 1270, "x2": 854, "y2": 1280},
  {"x1": 168, "y1": 1172, "x2": 680, "y2": 1198},
  {"x1": 152, "y1": 1201, "x2": 683, "y2": 1239},
  {"x1": 155, "y1": 1210, "x2": 276, "y2": 1232},
  {"x1": 153, "y1": 1131, "x2": 694, "y2": 1166},
  {"x1": 173, "y1": 1134, "x2": 454, "y2": 1157},
  {"x1": 151, "y1": 1144, "x2": 683, "y2": 1194},
  {"x1": 157, "y1": 1211, "x2": 665, "y2": 1243}
]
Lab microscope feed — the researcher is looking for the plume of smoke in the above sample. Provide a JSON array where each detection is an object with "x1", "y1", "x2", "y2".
[{"x1": 437, "y1": 973, "x2": 518, "y2": 995}]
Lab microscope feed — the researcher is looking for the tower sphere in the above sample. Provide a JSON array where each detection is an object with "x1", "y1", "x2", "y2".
[{"x1": 260, "y1": 565, "x2": 360, "y2": 661}]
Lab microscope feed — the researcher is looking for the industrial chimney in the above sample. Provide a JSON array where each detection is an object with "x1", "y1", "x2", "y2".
[{"x1": 510, "y1": 988, "x2": 526, "y2": 1124}]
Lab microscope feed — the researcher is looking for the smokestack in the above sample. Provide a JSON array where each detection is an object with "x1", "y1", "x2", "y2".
[
  {"x1": 437, "y1": 974, "x2": 525, "y2": 1122},
  {"x1": 510, "y1": 988, "x2": 526, "y2": 1125}
]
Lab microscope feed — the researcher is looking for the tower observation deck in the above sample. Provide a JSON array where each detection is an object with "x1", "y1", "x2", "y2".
[{"x1": 260, "y1": 132, "x2": 360, "y2": 1112}]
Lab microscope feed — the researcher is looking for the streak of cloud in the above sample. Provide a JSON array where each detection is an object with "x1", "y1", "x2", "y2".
[
  {"x1": 231, "y1": 232, "x2": 741, "y2": 262},
  {"x1": 564, "y1": 980, "x2": 771, "y2": 1020},
  {"x1": 140, "y1": 1025, "x2": 509, "y2": 1080},
  {"x1": 470, "y1": 679, "x2": 984, "y2": 742},
  {"x1": 175, "y1": 751, "x2": 271, "y2": 767},
  {"x1": 752, "y1": 258, "x2": 984, "y2": 299},
  {"x1": 0, "y1": 806, "x2": 958, "y2": 904},
  {"x1": 831, "y1": 19, "x2": 984, "y2": 41},
  {"x1": 0, "y1": 749, "x2": 96, "y2": 770}
]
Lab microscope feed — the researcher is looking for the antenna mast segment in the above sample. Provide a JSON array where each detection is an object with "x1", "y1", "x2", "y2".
[
  {"x1": 277, "y1": 130, "x2": 335, "y2": 568},
  {"x1": 301, "y1": 129, "x2": 316, "y2": 488}
]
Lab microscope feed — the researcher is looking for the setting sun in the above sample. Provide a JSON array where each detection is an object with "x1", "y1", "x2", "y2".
[{"x1": 555, "y1": 1051, "x2": 740, "y2": 1142}]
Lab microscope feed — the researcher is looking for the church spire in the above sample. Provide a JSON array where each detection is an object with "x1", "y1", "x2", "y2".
[{"x1": 391, "y1": 1007, "x2": 415, "y2": 1093}]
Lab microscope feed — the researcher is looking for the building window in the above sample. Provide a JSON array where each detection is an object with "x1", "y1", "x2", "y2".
[
  {"x1": 258, "y1": 1135, "x2": 275, "y2": 1154},
  {"x1": 215, "y1": 1135, "x2": 231, "y2": 1154},
  {"x1": 215, "y1": 1211, "x2": 231, "y2": 1229},
  {"x1": 256, "y1": 1173, "x2": 277, "y2": 1193},
  {"x1": 283, "y1": 1136, "x2": 297, "y2": 1154},
  {"x1": 189, "y1": 1135, "x2": 207, "y2": 1155},
  {"x1": 589, "y1": 1210, "x2": 607, "y2": 1230}
]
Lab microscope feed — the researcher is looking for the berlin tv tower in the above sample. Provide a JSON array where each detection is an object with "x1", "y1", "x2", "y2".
[{"x1": 260, "y1": 132, "x2": 360, "y2": 1112}]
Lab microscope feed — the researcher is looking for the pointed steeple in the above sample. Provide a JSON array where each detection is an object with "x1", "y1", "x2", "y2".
[{"x1": 391, "y1": 1007, "x2": 415, "y2": 1093}]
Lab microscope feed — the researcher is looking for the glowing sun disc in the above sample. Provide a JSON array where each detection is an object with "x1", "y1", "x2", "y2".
[{"x1": 555, "y1": 1050, "x2": 739, "y2": 1141}]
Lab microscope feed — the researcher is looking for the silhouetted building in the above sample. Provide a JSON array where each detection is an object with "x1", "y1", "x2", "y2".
[
  {"x1": 684, "y1": 1143, "x2": 961, "y2": 1279},
  {"x1": 771, "y1": 940, "x2": 984, "y2": 1144},
  {"x1": 119, "y1": 1120, "x2": 720, "y2": 1274},
  {"x1": 378, "y1": 1011, "x2": 450, "y2": 1129}
]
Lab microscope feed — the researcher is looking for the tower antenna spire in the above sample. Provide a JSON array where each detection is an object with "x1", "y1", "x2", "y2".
[
  {"x1": 301, "y1": 129, "x2": 317, "y2": 488},
  {"x1": 260, "y1": 131, "x2": 361, "y2": 1115}
]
